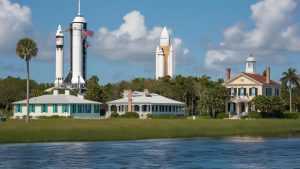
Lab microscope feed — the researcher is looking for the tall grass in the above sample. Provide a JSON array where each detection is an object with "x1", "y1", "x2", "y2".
[{"x1": 0, "y1": 119, "x2": 300, "y2": 143}]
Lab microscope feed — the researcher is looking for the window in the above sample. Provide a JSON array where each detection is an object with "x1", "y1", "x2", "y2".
[
  {"x1": 53, "y1": 104, "x2": 58, "y2": 113},
  {"x1": 71, "y1": 104, "x2": 77, "y2": 113},
  {"x1": 265, "y1": 88, "x2": 272, "y2": 96},
  {"x1": 78, "y1": 104, "x2": 82, "y2": 113},
  {"x1": 62, "y1": 104, "x2": 69, "y2": 113},
  {"x1": 230, "y1": 88, "x2": 236, "y2": 96},
  {"x1": 239, "y1": 88, "x2": 246, "y2": 96},
  {"x1": 41, "y1": 104, "x2": 47, "y2": 113},
  {"x1": 94, "y1": 105, "x2": 100, "y2": 113},
  {"x1": 29, "y1": 104, "x2": 35, "y2": 113},
  {"x1": 87, "y1": 105, "x2": 91, "y2": 113},
  {"x1": 275, "y1": 88, "x2": 280, "y2": 96},
  {"x1": 249, "y1": 87, "x2": 257, "y2": 96},
  {"x1": 16, "y1": 104, "x2": 22, "y2": 113}
]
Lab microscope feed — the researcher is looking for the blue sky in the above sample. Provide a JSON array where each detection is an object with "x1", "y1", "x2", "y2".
[{"x1": 0, "y1": 0, "x2": 300, "y2": 84}]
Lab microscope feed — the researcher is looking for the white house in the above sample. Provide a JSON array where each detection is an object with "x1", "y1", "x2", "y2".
[
  {"x1": 12, "y1": 90, "x2": 102, "y2": 119},
  {"x1": 106, "y1": 89, "x2": 185, "y2": 119}
]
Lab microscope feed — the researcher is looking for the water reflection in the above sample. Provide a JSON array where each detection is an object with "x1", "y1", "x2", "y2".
[{"x1": 1, "y1": 137, "x2": 300, "y2": 169}]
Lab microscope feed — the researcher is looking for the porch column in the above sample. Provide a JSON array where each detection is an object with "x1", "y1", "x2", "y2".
[
  {"x1": 149, "y1": 105, "x2": 152, "y2": 113},
  {"x1": 139, "y1": 105, "x2": 142, "y2": 113},
  {"x1": 245, "y1": 102, "x2": 249, "y2": 113},
  {"x1": 236, "y1": 102, "x2": 240, "y2": 116},
  {"x1": 108, "y1": 105, "x2": 111, "y2": 112}
]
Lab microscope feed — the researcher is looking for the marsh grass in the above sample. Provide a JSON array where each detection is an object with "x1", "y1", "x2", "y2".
[{"x1": 0, "y1": 119, "x2": 300, "y2": 143}]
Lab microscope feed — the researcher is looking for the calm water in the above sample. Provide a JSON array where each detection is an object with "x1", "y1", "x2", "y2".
[{"x1": 1, "y1": 137, "x2": 300, "y2": 169}]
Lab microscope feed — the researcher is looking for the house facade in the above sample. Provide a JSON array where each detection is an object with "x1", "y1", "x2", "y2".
[
  {"x1": 223, "y1": 54, "x2": 280, "y2": 117},
  {"x1": 106, "y1": 89, "x2": 185, "y2": 119},
  {"x1": 12, "y1": 90, "x2": 102, "y2": 119}
]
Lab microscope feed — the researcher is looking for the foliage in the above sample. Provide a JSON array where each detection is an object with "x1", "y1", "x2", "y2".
[
  {"x1": 38, "y1": 115, "x2": 62, "y2": 119},
  {"x1": 85, "y1": 76, "x2": 103, "y2": 102},
  {"x1": 280, "y1": 68, "x2": 300, "y2": 112},
  {"x1": 196, "y1": 84, "x2": 229, "y2": 118},
  {"x1": 248, "y1": 111, "x2": 262, "y2": 119},
  {"x1": 110, "y1": 112, "x2": 119, "y2": 118},
  {"x1": 119, "y1": 112, "x2": 139, "y2": 118},
  {"x1": 146, "y1": 113, "x2": 153, "y2": 119},
  {"x1": 251, "y1": 96, "x2": 286, "y2": 114},
  {"x1": 216, "y1": 112, "x2": 229, "y2": 119},
  {"x1": 283, "y1": 112, "x2": 299, "y2": 119}
]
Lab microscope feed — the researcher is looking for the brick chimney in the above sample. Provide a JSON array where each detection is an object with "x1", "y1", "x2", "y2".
[
  {"x1": 127, "y1": 89, "x2": 132, "y2": 112},
  {"x1": 266, "y1": 67, "x2": 270, "y2": 84},
  {"x1": 144, "y1": 89, "x2": 149, "y2": 96},
  {"x1": 226, "y1": 68, "x2": 231, "y2": 81}
]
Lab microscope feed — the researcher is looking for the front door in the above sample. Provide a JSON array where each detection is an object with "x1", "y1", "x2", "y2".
[{"x1": 241, "y1": 102, "x2": 245, "y2": 113}]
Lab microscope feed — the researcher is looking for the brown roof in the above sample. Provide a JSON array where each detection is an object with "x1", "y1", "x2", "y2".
[{"x1": 242, "y1": 72, "x2": 280, "y2": 85}]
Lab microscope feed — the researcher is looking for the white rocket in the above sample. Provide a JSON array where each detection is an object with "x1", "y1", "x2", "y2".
[
  {"x1": 54, "y1": 25, "x2": 64, "y2": 87},
  {"x1": 70, "y1": 0, "x2": 87, "y2": 85},
  {"x1": 156, "y1": 27, "x2": 174, "y2": 80}
]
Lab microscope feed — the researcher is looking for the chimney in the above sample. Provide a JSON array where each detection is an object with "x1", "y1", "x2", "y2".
[
  {"x1": 226, "y1": 68, "x2": 231, "y2": 81},
  {"x1": 144, "y1": 89, "x2": 149, "y2": 96},
  {"x1": 127, "y1": 89, "x2": 132, "y2": 112},
  {"x1": 53, "y1": 90, "x2": 59, "y2": 96},
  {"x1": 266, "y1": 67, "x2": 270, "y2": 84},
  {"x1": 65, "y1": 90, "x2": 70, "y2": 96}
]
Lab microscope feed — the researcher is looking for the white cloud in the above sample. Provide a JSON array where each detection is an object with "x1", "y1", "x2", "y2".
[
  {"x1": 0, "y1": 0, "x2": 54, "y2": 60},
  {"x1": 91, "y1": 10, "x2": 190, "y2": 65},
  {"x1": 0, "y1": 0, "x2": 32, "y2": 55},
  {"x1": 204, "y1": 0, "x2": 300, "y2": 70}
]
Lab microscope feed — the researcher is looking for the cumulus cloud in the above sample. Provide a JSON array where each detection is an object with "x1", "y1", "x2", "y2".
[
  {"x1": 91, "y1": 10, "x2": 190, "y2": 65},
  {"x1": 0, "y1": 0, "x2": 32, "y2": 55},
  {"x1": 204, "y1": 0, "x2": 300, "y2": 70},
  {"x1": 0, "y1": 0, "x2": 54, "y2": 60}
]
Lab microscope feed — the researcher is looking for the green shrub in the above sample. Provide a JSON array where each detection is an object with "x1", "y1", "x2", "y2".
[
  {"x1": 216, "y1": 113, "x2": 229, "y2": 119},
  {"x1": 283, "y1": 112, "x2": 299, "y2": 119},
  {"x1": 146, "y1": 113, "x2": 153, "y2": 119},
  {"x1": 110, "y1": 112, "x2": 119, "y2": 118},
  {"x1": 120, "y1": 112, "x2": 139, "y2": 119},
  {"x1": 39, "y1": 115, "x2": 61, "y2": 119},
  {"x1": 249, "y1": 111, "x2": 262, "y2": 119},
  {"x1": 241, "y1": 115, "x2": 249, "y2": 119}
]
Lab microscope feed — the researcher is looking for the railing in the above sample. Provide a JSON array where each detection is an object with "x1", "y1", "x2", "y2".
[{"x1": 230, "y1": 95, "x2": 249, "y2": 102}]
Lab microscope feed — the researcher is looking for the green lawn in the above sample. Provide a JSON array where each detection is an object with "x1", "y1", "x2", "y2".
[{"x1": 0, "y1": 118, "x2": 300, "y2": 143}]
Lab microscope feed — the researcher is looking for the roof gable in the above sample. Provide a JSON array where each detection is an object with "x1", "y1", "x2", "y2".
[{"x1": 223, "y1": 73, "x2": 262, "y2": 86}]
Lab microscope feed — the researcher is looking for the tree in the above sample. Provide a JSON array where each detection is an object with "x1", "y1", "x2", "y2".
[
  {"x1": 16, "y1": 38, "x2": 38, "y2": 122},
  {"x1": 280, "y1": 68, "x2": 300, "y2": 112},
  {"x1": 251, "y1": 95, "x2": 286, "y2": 116},
  {"x1": 197, "y1": 84, "x2": 229, "y2": 118},
  {"x1": 85, "y1": 75, "x2": 103, "y2": 102}
]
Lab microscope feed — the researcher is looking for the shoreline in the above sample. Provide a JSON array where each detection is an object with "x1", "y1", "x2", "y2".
[{"x1": 0, "y1": 119, "x2": 300, "y2": 144}]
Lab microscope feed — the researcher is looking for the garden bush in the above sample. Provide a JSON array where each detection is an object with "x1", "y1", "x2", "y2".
[
  {"x1": 216, "y1": 112, "x2": 229, "y2": 119},
  {"x1": 283, "y1": 112, "x2": 299, "y2": 119},
  {"x1": 120, "y1": 112, "x2": 139, "y2": 119},
  {"x1": 110, "y1": 112, "x2": 119, "y2": 118},
  {"x1": 249, "y1": 111, "x2": 262, "y2": 119},
  {"x1": 146, "y1": 113, "x2": 153, "y2": 119},
  {"x1": 39, "y1": 115, "x2": 61, "y2": 119}
]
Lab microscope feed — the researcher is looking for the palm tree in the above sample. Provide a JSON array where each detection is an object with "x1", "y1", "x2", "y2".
[
  {"x1": 16, "y1": 38, "x2": 38, "y2": 123},
  {"x1": 280, "y1": 68, "x2": 300, "y2": 112}
]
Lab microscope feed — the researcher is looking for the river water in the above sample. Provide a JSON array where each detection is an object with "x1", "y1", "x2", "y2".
[{"x1": 1, "y1": 137, "x2": 300, "y2": 169}]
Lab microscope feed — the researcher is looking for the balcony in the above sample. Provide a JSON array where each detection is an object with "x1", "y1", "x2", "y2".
[{"x1": 230, "y1": 95, "x2": 249, "y2": 102}]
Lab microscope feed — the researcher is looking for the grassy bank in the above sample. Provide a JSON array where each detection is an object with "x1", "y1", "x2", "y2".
[{"x1": 0, "y1": 119, "x2": 300, "y2": 143}]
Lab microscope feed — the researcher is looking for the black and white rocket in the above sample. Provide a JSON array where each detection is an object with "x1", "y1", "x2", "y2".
[{"x1": 64, "y1": 0, "x2": 88, "y2": 87}]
